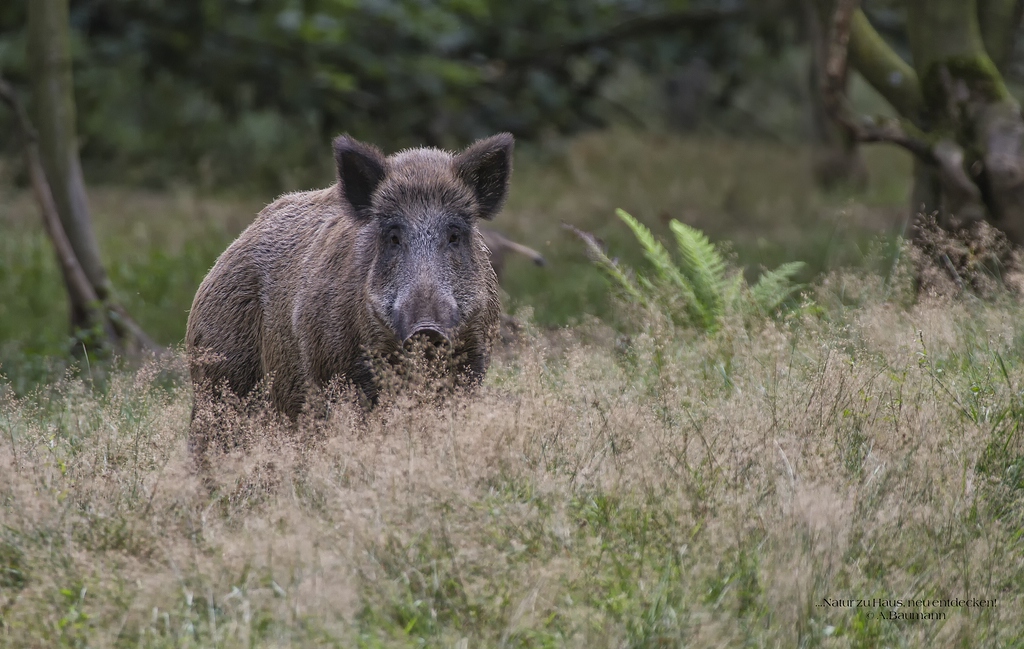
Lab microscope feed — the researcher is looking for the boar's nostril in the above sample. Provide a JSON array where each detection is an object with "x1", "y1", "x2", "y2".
[{"x1": 403, "y1": 325, "x2": 451, "y2": 351}]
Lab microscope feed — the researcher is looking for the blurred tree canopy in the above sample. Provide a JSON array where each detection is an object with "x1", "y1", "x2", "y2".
[
  {"x1": 2, "y1": 1, "x2": 1017, "y2": 191},
  {"x1": 0, "y1": 0, "x2": 809, "y2": 188}
]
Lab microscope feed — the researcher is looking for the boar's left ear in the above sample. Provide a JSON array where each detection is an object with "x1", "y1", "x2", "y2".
[
  {"x1": 333, "y1": 135, "x2": 387, "y2": 218},
  {"x1": 453, "y1": 133, "x2": 514, "y2": 220}
]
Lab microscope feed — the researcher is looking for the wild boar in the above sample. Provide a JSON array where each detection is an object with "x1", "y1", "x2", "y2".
[{"x1": 186, "y1": 133, "x2": 512, "y2": 452}]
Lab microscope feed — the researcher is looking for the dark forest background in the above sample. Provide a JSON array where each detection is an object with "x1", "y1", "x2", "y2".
[
  {"x1": 0, "y1": 0, "x2": 912, "y2": 189},
  {"x1": 2, "y1": 0, "x2": 1023, "y2": 384}
]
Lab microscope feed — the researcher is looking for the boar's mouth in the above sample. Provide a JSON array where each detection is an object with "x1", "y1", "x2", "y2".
[{"x1": 401, "y1": 325, "x2": 452, "y2": 351}]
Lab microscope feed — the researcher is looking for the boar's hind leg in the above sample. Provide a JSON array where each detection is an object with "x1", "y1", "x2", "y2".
[
  {"x1": 187, "y1": 301, "x2": 265, "y2": 464},
  {"x1": 188, "y1": 355, "x2": 264, "y2": 470}
]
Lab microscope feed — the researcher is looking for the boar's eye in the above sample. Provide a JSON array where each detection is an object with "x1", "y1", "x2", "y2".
[
  {"x1": 447, "y1": 224, "x2": 467, "y2": 248},
  {"x1": 385, "y1": 227, "x2": 401, "y2": 247}
]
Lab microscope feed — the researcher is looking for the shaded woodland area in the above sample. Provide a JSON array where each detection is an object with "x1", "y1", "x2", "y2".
[
  {"x1": 0, "y1": 1, "x2": 1016, "y2": 187},
  {"x1": 0, "y1": 0, "x2": 770, "y2": 188},
  {"x1": 1, "y1": 0, "x2": 1023, "y2": 364}
]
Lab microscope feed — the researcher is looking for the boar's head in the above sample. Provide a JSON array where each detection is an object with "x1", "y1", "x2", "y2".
[{"x1": 333, "y1": 133, "x2": 512, "y2": 355}]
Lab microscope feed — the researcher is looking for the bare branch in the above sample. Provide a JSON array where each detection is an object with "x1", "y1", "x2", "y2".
[
  {"x1": 0, "y1": 75, "x2": 102, "y2": 313},
  {"x1": 820, "y1": 0, "x2": 935, "y2": 161}
]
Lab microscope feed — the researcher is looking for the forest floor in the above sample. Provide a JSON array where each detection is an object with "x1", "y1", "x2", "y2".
[{"x1": 1, "y1": 130, "x2": 1021, "y2": 647}]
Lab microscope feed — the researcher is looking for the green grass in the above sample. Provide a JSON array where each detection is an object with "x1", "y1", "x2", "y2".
[
  {"x1": 0, "y1": 187, "x2": 264, "y2": 387},
  {"x1": 499, "y1": 129, "x2": 913, "y2": 325},
  {"x1": 1, "y1": 129, "x2": 913, "y2": 384}
]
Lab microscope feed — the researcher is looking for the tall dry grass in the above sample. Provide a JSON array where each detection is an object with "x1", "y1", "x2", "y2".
[{"x1": 2, "y1": 267, "x2": 1023, "y2": 647}]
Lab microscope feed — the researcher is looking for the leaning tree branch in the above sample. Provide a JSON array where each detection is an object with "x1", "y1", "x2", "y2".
[
  {"x1": 848, "y1": 9, "x2": 924, "y2": 118},
  {"x1": 106, "y1": 302, "x2": 160, "y2": 352},
  {"x1": 821, "y1": 0, "x2": 934, "y2": 161},
  {"x1": 0, "y1": 74, "x2": 159, "y2": 354},
  {"x1": 0, "y1": 75, "x2": 102, "y2": 314},
  {"x1": 977, "y1": 0, "x2": 1024, "y2": 70}
]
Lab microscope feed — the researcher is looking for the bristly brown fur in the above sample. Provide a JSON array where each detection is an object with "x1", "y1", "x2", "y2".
[{"x1": 186, "y1": 134, "x2": 512, "y2": 459}]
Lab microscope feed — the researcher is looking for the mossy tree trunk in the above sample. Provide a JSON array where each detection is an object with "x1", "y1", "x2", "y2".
[
  {"x1": 21, "y1": 0, "x2": 155, "y2": 357},
  {"x1": 824, "y1": 0, "x2": 1024, "y2": 242}
]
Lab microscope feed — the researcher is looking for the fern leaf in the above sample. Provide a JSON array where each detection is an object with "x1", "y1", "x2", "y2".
[
  {"x1": 563, "y1": 223, "x2": 646, "y2": 305},
  {"x1": 614, "y1": 210, "x2": 684, "y2": 284},
  {"x1": 637, "y1": 274, "x2": 657, "y2": 294},
  {"x1": 669, "y1": 219, "x2": 727, "y2": 329},
  {"x1": 615, "y1": 209, "x2": 701, "y2": 321},
  {"x1": 749, "y1": 261, "x2": 806, "y2": 314}
]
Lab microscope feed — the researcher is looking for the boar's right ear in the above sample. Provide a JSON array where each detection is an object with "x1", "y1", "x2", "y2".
[
  {"x1": 333, "y1": 135, "x2": 386, "y2": 218},
  {"x1": 454, "y1": 133, "x2": 514, "y2": 220}
]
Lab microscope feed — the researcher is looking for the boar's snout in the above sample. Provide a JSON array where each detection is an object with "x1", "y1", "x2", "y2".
[{"x1": 393, "y1": 286, "x2": 459, "y2": 349}]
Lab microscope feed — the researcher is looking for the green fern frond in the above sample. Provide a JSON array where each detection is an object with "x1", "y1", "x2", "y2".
[
  {"x1": 572, "y1": 209, "x2": 807, "y2": 333},
  {"x1": 637, "y1": 274, "x2": 657, "y2": 294},
  {"x1": 563, "y1": 223, "x2": 646, "y2": 305},
  {"x1": 614, "y1": 209, "x2": 703, "y2": 322},
  {"x1": 749, "y1": 261, "x2": 806, "y2": 314},
  {"x1": 615, "y1": 210, "x2": 685, "y2": 288},
  {"x1": 614, "y1": 209, "x2": 704, "y2": 323},
  {"x1": 669, "y1": 219, "x2": 727, "y2": 328}
]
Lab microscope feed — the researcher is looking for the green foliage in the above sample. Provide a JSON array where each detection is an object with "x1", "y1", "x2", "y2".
[
  {"x1": 668, "y1": 218, "x2": 727, "y2": 327},
  {"x1": 748, "y1": 261, "x2": 807, "y2": 314},
  {"x1": 0, "y1": 0, "x2": 740, "y2": 189},
  {"x1": 563, "y1": 222, "x2": 647, "y2": 307},
  {"x1": 581, "y1": 208, "x2": 806, "y2": 332},
  {"x1": 0, "y1": 0, "x2": 835, "y2": 191},
  {"x1": 0, "y1": 534, "x2": 28, "y2": 591},
  {"x1": 0, "y1": 231, "x2": 70, "y2": 365},
  {"x1": 0, "y1": 235, "x2": 222, "y2": 352}
]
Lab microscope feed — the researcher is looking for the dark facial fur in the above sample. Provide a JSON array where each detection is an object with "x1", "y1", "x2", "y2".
[{"x1": 334, "y1": 135, "x2": 512, "y2": 348}]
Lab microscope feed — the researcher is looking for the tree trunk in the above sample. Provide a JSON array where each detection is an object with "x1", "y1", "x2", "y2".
[
  {"x1": 0, "y1": 78, "x2": 115, "y2": 346},
  {"x1": 27, "y1": 0, "x2": 111, "y2": 331},
  {"x1": 16, "y1": 0, "x2": 157, "y2": 357},
  {"x1": 826, "y1": 0, "x2": 1024, "y2": 244},
  {"x1": 977, "y1": 0, "x2": 1024, "y2": 69},
  {"x1": 805, "y1": 0, "x2": 868, "y2": 190},
  {"x1": 905, "y1": 0, "x2": 1024, "y2": 241},
  {"x1": 910, "y1": 157, "x2": 942, "y2": 220}
]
